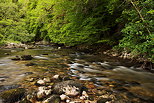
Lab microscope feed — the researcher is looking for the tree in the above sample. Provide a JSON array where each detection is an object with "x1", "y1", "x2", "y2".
[
  {"x1": 118, "y1": 0, "x2": 154, "y2": 61},
  {"x1": 0, "y1": 0, "x2": 34, "y2": 44}
]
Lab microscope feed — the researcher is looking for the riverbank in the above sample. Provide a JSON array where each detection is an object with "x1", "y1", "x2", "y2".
[
  {"x1": 0, "y1": 44, "x2": 154, "y2": 103},
  {"x1": 73, "y1": 43, "x2": 154, "y2": 71},
  {"x1": 1, "y1": 42, "x2": 153, "y2": 71}
]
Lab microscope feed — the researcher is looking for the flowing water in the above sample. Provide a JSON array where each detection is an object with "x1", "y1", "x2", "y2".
[{"x1": 0, "y1": 46, "x2": 154, "y2": 102}]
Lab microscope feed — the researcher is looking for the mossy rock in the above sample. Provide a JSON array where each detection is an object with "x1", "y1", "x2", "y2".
[
  {"x1": 0, "y1": 88, "x2": 26, "y2": 103},
  {"x1": 43, "y1": 95, "x2": 60, "y2": 103},
  {"x1": 53, "y1": 80, "x2": 83, "y2": 95},
  {"x1": 97, "y1": 97, "x2": 112, "y2": 103},
  {"x1": 19, "y1": 98, "x2": 31, "y2": 103}
]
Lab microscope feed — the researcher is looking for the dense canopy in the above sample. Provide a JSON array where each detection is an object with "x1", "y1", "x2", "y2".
[{"x1": 0, "y1": 0, "x2": 153, "y2": 61}]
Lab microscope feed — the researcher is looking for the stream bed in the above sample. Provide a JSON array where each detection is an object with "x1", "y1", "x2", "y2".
[{"x1": 0, "y1": 46, "x2": 154, "y2": 103}]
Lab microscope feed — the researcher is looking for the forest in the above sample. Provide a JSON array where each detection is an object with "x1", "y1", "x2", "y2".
[{"x1": 0, "y1": 0, "x2": 154, "y2": 62}]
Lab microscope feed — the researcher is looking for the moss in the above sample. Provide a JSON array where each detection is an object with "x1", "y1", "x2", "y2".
[{"x1": 0, "y1": 88, "x2": 26, "y2": 103}]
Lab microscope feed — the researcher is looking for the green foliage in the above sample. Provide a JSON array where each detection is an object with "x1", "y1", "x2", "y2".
[
  {"x1": 45, "y1": 0, "x2": 122, "y2": 45},
  {"x1": 118, "y1": 0, "x2": 154, "y2": 60},
  {"x1": 0, "y1": 0, "x2": 34, "y2": 43},
  {"x1": 0, "y1": 0, "x2": 153, "y2": 61}
]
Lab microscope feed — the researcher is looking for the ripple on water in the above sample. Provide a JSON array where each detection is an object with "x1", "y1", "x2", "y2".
[
  {"x1": 0, "y1": 57, "x2": 33, "y2": 85},
  {"x1": 0, "y1": 48, "x2": 154, "y2": 102}
]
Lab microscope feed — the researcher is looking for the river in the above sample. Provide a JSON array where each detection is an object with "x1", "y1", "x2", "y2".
[{"x1": 0, "y1": 46, "x2": 154, "y2": 102}]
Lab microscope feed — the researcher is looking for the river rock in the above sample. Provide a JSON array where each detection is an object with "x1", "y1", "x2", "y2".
[
  {"x1": 25, "y1": 62, "x2": 36, "y2": 66},
  {"x1": 62, "y1": 76, "x2": 71, "y2": 81},
  {"x1": 0, "y1": 88, "x2": 26, "y2": 103},
  {"x1": 53, "y1": 75, "x2": 61, "y2": 80},
  {"x1": 24, "y1": 72, "x2": 33, "y2": 75},
  {"x1": 27, "y1": 78, "x2": 34, "y2": 82},
  {"x1": 60, "y1": 94, "x2": 69, "y2": 100},
  {"x1": 42, "y1": 95, "x2": 60, "y2": 103},
  {"x1": 0, "y1": 78, "x2": 5, "y2": 82},
  {"x1": 43, "y1": 77, "x2": 51, "y2": 83},
  {"x1": 11, "y1": 56, "x2": 21, "y2": 60},
  {"x1": 53, "y1": 80, "x2": 83, "y2": 96},
  {"x1": 63, "y1": 85, "x2": 80, "y2": 96},
  {"x1": 26, "y1": 92, "x2": 38, "y2": 103},
  {"x1": 0, "y1": 84, "x2": 20, "y2": 92},
  {"x1": 37, "y1": 89, "x2": 52, "y2": 99},
  {"x1": 37, "y1": 86, "x2": 52, "y2": 99},
  {"x1": 97, "y1": 97, "x2": 112, "y2": 103},
  {"x1": 66, "y1": 99, "x2": 71, "y2": 103},
  {"x1": 21, "y1": 55, "x2": 33, "y2": 60},
  {"x1": 80, "y1": 91, "x2": 89, "y2": 100},
  {"x1": 36, "y1": 80, "x2": 46, "y2": 85},
  {"x1": 19, "y1": 98, "x2": 32, "y2": 103}
]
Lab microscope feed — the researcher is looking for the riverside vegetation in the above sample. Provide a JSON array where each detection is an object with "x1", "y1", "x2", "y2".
[
  {"x1": 0, "y1": 0, "x2": 153, "y2": 63},
  {"x1": 0, "y1": 46, "x2": 154, "y2": 103},
  {"x1": 0, "y1": 0, "x2": 154, "y2": 103}
]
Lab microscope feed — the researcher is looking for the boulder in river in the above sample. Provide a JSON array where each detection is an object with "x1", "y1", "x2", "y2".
[
  {"x1": 53, "y1": 80, "x2": 83, "y2": 96},
  {"x1": 21, "y1": 55, "x2": 33, "y2": 60},
  {"x1": 37, "y1": 86, "x2": 52, "y2": 99},
  {"x1": 0, "y1": 84, "x2": 20, "y2": 92},
  {"x1": 0, "y1": 88, "x2": 26, "y2": 103},
  {"x1": 37, "y1": 89, "x2": 52, "y2": 99},
  {"x1": 11, "y1": 55, "x2": 33, "y2": 61}
]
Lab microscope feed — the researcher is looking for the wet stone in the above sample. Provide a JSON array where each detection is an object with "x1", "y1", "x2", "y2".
[
  {"x1": 0, "y1": 88, "x2": 26, "y2": 103},
  {"x1": 52, "y1": 75, "x2": 62, "y2": 81},
  {"x1": 97, "y1": 97, "x2": 112, "y2": 103},
  {"x1": 21, "y1": 55, "x2": 33, "y2": 60},
  {"x1": 0, "y1": 77, "x2": 8, "y2": 82},
  {"x1": 19, "y1": 98, "x2": 32, "y2": 103},
  {"x1": 60, "y1": 94, "x2": 69, "y2": 100},
  {"x1": 42, "y1": 53, "x2": 48, "y2": 55},
  {"x1": 62, "y1": 76, "x2": 71, "y2": 81},
  {"x1": 114, "y1": 87, "x2": 128, "y2": 93},
  {"x1": 24, "y1": 72, "x2": 33, "y2": 75},
  {"x1": 11, "y1": 56, "x2": 21, "y2": 60},
  {"x1": 0, "y1": 78, "x2": 5, "y2": 82},
  {"x1": 26, "y1": 92, "x2": 37, "y2": 103},
  {"x1": 129, "y1": 81, "x2": 140, "y2": 86},
  {"x1": 27, "y1": 78, "x2": 34, "y2": 82},
  {"x1": 53, "y1": 80, "x2": 83, "y2": 96},
  {"x1": 0, "y1": 84, "x2": 20, "y2": 92},
  {"x1": 4, "y1": 53, "x2": 10, "y2": 55},
  {"x1": 35, "y1": 80, "x2": 46, "y2": 86},
  {"x1": 25, "y1": 62, "x2": 36, "y2": 66},
  {"x1": 42, "y1": 95, "x2": 61, "y2": 103}
]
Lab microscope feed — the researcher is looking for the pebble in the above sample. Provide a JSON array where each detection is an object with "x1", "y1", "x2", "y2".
[
  {"x1": 82, "y1": 91, "x2": 89, "y2": 97},
  {"x1": 80, "y1": 91, "x2": 89, "y2": 100},
  {"x1": 44, "y1": 89, "x2": 52, "y2": 95},
  {"x1": 66, "y1": 99, "x2": 70, "y2": 103},
  {"x1": 37, "y1": 91, "x2": 45, "y2": 99},
  {"x1": 38, "y1": 86, "x2": 46, "y2": 91},
  {"x1": 63, "y1": 85, "x2": 80, "y2": 96},
  {"x1": 53, "y1": 75, "x2": 60, "y2": 79},
  {"x1": 37, "y1": 80, "x2": 45, "y2": 85},
  {"x1": 37, "y1": 89, "x2": 52, "y2": 99},
  {"x1": 43, "y1": 78, "x2": 51, "y2": 82},
  {"x1": 80, "y1": 96, "x2": 86, "y2": 100},
  {"x1": 27, "y1": 78, "x2": 34, "y2": 82},
  {"x1": 60, "y1": 94, "x2": 68, "y2": 100}
]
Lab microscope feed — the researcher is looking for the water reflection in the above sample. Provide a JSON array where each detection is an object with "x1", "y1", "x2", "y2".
[{"x1": 0, "y1": 47, "x2": 154, "y2": 101}]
